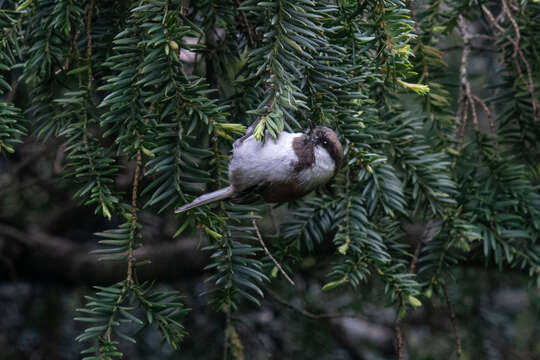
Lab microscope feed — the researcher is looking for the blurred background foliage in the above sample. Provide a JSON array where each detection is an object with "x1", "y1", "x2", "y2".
[{"x1": 0, "y1": 0, "x2": 539, "y2": 359}]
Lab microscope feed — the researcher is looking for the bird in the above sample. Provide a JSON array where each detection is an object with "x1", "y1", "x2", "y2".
[{"x1": 174, "y1": 122, "x2": 344, "y2": 213}]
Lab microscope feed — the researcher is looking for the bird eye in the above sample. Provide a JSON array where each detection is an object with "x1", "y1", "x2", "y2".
[{"x1": 323, "y1": 140, "x2": 328, "y2": 145}]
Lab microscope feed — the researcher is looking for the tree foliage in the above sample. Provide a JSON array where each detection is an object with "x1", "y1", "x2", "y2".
[{"x1": 1, "y1": 0, "x2": 539, "y2": 358}]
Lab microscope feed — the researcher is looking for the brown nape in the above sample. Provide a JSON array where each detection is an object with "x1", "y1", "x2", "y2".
[
  {"x1": 292, "y1": 134, "x2": 315, "y2": 171},
  {"x1": 319, "y1": 127, "x2": 344, "y2": 173}
]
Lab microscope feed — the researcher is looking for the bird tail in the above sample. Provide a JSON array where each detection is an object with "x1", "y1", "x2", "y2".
[{"x1": 174, "y1": 186, "x2": 234, "y2": 213}]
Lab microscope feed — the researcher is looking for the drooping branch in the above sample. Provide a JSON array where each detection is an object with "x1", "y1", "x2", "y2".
[
  {"x1": 252, "y1": 214, "x2": 295, "y2": 285},
  {"x1": 127, "y1": 149, "x2": 142, "y2": 285},
  {"x1": 394, "y1": 321, "x2": 405, "y2": 360},
  {"x1": 455, "y1": 16, "x2": 479, "y2": 145},
  {"x1": 443, "y1": 283, "x2": 463, "y2": 358},
  {"x1": 86, "y1": 0, "x2": 94, "y2": 88},
  {"x1": 236, "y1": 0, "x2": 255, "y2": 46},
  {"x1": 482, "y1": 2, "x2": 539, "y2": 122}
]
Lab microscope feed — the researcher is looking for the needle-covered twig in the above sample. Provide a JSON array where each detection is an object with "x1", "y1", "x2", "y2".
[{"x1": 251, "y1": 213, "x2": 295, "y2": 285}]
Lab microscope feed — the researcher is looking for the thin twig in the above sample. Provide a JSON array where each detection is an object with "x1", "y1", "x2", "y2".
[
  {"x1": 456, "y1": 15, "x2": 472, "y2": 135},
  {"x1": 86, "y1": 0, "x2": 95, "y2": 88},
  {"x1": 501, "y1": 0, "x2": 538, "y2": 121},
  {"x1": 103, "y1": 327, "x2": 112, "y2": 344},
  {"x1": 502, "y1": 0, "x2": 520, "y2": 49},
  {"x1": 395, "y1": 221, "x2": 435, "y2": 359},
  {"x1": 7, "y1": 80, "x2": 19, "y2": 102},
  {"x1": 235, "y1": 0, "x2": 255, "y2": 46},
  {"x1": 396, "y1": 230, "x2": 424, "y2": 359},
  {"x1": 443, "y1": 283, "x2": 463, "y2": 358},
  {"x1": 473, "y1": 95, "x2": 491, "y2": 117},
  {"x1": 55, "y1": 30, "x2": 80, "y2": 76},
  {"x1": 406, "y1": 0, "x2": 429, "y2": 82},
  {"x1": 263, "y1": 285, "x2": 360, "y2": 320},
  {"x1": 482, "y1": 5, "x2": 504, "y2": 32},
  {"x1": 268, "y1": 205, "x2": 280, "y2": 237},
  {"x1": 455, "y1": 15, "x2": 480, "y2": 147},
  {"x1": 127, "y1": 150, "x2": 142, "y2": 285},
  {"x1": 482, "y1": 3, "x2": 539, "y2": 122},
  {"x1": 516, "y1": 47, "x2": 538, "y2": 122},
  {"x1": 409, "y1": 241, "x2": 422, "y2": 273},
  {"x1": 458, "y1": 98, "x2": 470, "y2": 143},
  {"x1": 394, "y1": 321, "x2": 405, "y2": 360},
  {"x1": 251, "y1": 213, "x2": 295, "y2": 285},
  {"x1": 53, "y1": 142, "x2": 66, "y2": 174},
  {"x1": 223, "y1": 308, "x2": 231, "y2": 360}
]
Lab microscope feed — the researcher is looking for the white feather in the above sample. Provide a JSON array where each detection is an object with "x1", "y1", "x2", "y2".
[
  {"x1": 229, "y1": 132, "x2": 300, "y2": 191},
  {"x1": 229, "y1": 132, "x2": 335, "y2": 193},
  {"x1": 297, "y1": 145, "x2": 335, "y2": 190}
]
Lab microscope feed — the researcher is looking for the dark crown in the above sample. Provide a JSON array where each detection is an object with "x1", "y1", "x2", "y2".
[{"x1": 312, "y1": 126, "x2": 344, "y2": 172}]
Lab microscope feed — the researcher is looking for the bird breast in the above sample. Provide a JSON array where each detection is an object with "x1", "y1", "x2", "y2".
[
  {"x1": 229, "y1": 132, "x2": 300, "y2": 193},
  {"x1": 228, "y1": 132, "x2": 335, "y2": 203},
  {"x1": 296, "y1": 145, "x2": 335, "y2": 190}
]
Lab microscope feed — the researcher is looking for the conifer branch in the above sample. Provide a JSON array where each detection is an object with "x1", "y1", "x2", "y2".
[
  {"x1": 2, "y1": 0, "x2": 539, "y2": 358},
  {"x1": 482, "y1": 3, "x2": 539, "y2": 122},
  {"x1": 456, "y1": 15, "x2": 478, "y2": 144},
  {"x1": 127, "y1": 149, "x2": 142, "y2": 285},
  {"x1": 236, "y1": 0, "x2": 255, "y2": 46},
  {"x1": 394, "y1": 321, "x2": 405, "y2": 360},
  {"x1": 443, "y1": 283, "x2": 463, "y2": 358},
  {"x1": 86, "y1": 0, "x2": 94, "y2": 88},
  {"x1": 252, "y1": 214, "x2": 295, "y2": 285}
]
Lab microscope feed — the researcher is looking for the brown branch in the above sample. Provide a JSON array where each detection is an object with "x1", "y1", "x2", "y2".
[
  {"x1": 395, "y1": 219, "x2": 443, "y2": 359},
  {"x1": 517, "y1": 47, "x2": 538, "y2": 121},
  {"x1": 0, "y1": 224, "x2": 208, "y2": 285},
  {"x1": 456, "y1": 15, "x2": 472, "y2": 133},
  {"x1": 86, "y1": 0, "x2": 95, "y2": 88},
  {"x1": 501, "y1": 0, "x2": 538, "y2": 121},
  {"x1": 251, "y1": 213, "x2": 295, "y2": 285},
  {"x1": 127, "y1": 149, "x2": 142, "y2": 285},
  {"x1": 482, "y1": 3, "x2": 539, "y2": 122},
  {"x1": 7, "y1": 80, "x2": 19, "y2": 103},
  {"x1": 443, "y1": 283, "x2": 463, "y2": 358},
  {"x1": 53, "y1": 142, "x2": 66, "y2": 174},
  {"x1": 406, "y1": 0, "x2": 429, "y2": 82},
  {"x1": 455, "y1": 15, "x2": 481, "y2": 147},
  {"x1": 458, "y1": 97, "x2": 470, "y2": 143},
  {"x1": 55, "y1": 31, "x2": 80, "y2": 76},
  {"x1": 409, "y1": 242, "x2": 422, "y2": 273},
  {"x1": 482, "y1": 5, "x2": 505, "y2": 32},
  {"x1": 501, "y1": 0, "x2": 520, "y2": 49},
  {"x1": 394, "y1": 321, "x2": 405, "y2": 360},
  {"x1": 235, "y1": 0, "x2": 255, "y2": 46},
  {"x1": 223, "y1": 308, "x2": 231, "y2": 360}
]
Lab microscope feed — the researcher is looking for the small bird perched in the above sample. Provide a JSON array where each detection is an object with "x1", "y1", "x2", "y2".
[{"x1": 174, "y1": 122, "x2": 344, "y2": 213}]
